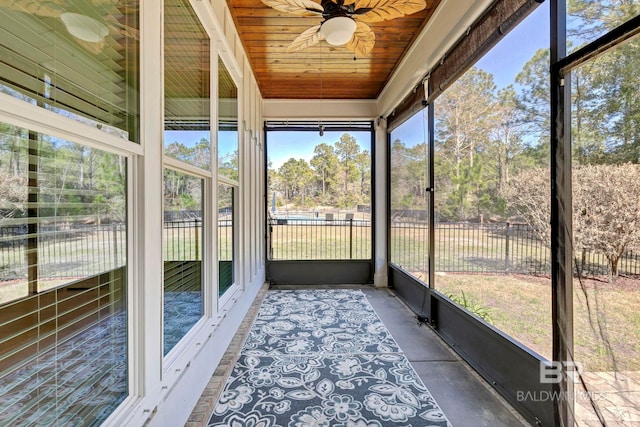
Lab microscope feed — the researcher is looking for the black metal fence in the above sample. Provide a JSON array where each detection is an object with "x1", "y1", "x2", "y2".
[
  {"x1": 0, "y1": 223, "x2": 126, "y2": 281},
  {"x1": 4, "y1": 219, "x2": 637, "y2": 281},
  {"x1": 162, "y1": 218, "x2": 233, "y2": 262},
  {"x1": 268, "y1": 217, "x2": 372, "y2": 260},
  {"x1": 269, "y1": 218, "x2": 640, "y2": 276},
  {"x1": 446, "y1": 222, "x2": 545, "y2": 273},
  {"x1": 393, "y1": 221, "x2": 640, "y2": 276},
  {"x1": 1, "y1": 218, "x2": 235, "y2": 282},
  {"x1": 164, "y1": 219, "x2": 201, "y2": 261}
]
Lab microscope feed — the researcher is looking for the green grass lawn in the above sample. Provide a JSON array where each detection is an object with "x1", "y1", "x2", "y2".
[
  {"x1": 435, "y1": 273, "x2": 640, "y2": 372},
  {"x1": 270, "y1": 223, "x2": 372, "y2": 259}
]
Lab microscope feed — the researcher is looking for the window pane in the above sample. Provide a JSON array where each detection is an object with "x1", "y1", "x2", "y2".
[
  {"x1": 0, "y1": 1, "x2": 140, "y2": 142},
  {"x1": 433, "y1": 3, "x2": 551, "y2": 360},
  {"x1": 164, "y1": 0, "x2": 210, "y2": 170},
  {"x1": 570, "y1": 41, "x2": 640, "y2": 426},
  {"x1": 218, "y1": 58, "x2": 238, "y2": 181},
  {"x1": 218, "y1": 184, "x2": 234, "y2": 296},
  {"x1": 568, "y1": 1, "x2": 640, "y2": 54},
  {"x1": 163, "y1": 169, "x2": 203, "y2": 355},
  {"x1": 389, "y1": 111, "x2": 429, "y2": 281},
  {"x1": 266, "y1": 130, "x2": 372, "y2": 260},
  {"x1": 0, "y1": 122, "x2": 128, "y2": 425}
]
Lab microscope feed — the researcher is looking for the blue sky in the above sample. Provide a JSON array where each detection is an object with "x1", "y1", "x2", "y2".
[
  {"x1": 267, "y1": 130, "x2": 372, "y2": 169},
  {"x1": 165, "y1": 130, "x2": 209, "y2": 148},
  {"x1": 390, "y1": 109, "x2": 428, "y2": 146},
  {"x1": 476, "y1": 1, "x2": 549, "y2": 89}
]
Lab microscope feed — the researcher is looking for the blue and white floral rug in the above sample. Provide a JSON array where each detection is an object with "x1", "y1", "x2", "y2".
[{"x1": 207, "y1": 289, "x2": 452, "y2": 427}]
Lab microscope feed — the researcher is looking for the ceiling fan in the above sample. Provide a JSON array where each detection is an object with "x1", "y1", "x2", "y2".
[{"x1": 261, "y1": 0, "x2": 427, "y2": 57}]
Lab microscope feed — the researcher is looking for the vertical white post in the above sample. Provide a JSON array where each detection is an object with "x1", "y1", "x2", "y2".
[
  {"x1": 134, "y1": 0, "x2": 164, "y2": 406},
  {"x1": 374, "y1": 117, "x2": 388, "y2": 287}
]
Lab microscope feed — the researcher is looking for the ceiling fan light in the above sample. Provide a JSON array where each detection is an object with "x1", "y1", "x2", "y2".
[
  {"x1": 320, "y1": 16, "x2": 357, "y2": 46},
  {"x1": 61, "y1": 13, "x2": 109, "y2": 43}
]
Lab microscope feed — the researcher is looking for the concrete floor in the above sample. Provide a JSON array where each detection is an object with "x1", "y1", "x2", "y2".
[
  {"x1": 189, "y1": 284, "x2": 532, "y2": 427},
  {"x1": 362, "y1": 287, "x2": 531, "y2": 427}
]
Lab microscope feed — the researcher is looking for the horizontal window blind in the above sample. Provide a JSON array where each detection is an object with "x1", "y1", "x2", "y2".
[
  {"x1": 0, "y1": 121, "x2": 128, "y2": 425},
  {"x1": 0, "y1": 3, "x2": 139, "y2": 142}
]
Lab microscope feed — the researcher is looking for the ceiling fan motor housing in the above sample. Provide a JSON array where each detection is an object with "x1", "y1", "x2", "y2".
[
  {"x1": 323, "y1": 0, "x2": 353, "y2": 15},
  {"x1": 320, "y1": 16, "x2": 357, "y2": 46}
]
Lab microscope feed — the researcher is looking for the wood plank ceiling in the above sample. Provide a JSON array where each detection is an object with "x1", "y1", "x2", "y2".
[{"x1": 226, "y1": 0, "x2": 442, "y2": 99}]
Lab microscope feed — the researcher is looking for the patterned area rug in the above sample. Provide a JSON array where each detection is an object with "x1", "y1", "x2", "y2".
[{"x1": 207, "y1": 289, "x2": 452, "y2": 427}]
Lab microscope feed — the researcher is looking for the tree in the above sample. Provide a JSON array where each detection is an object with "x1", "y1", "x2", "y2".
[
  {"x1": 436, "y1": 67, "x2": 497, "y2": 220},
  {"x1": 355, "y1": 150, "x2": 371, "y2": 199},
  {"x1": 573, "y1": 164, "x2": 640, "y2": 278},
  {"x1": 0, "y1": 124, "x2": 27, "y2": 222},
  {"x1": 500, "y1": 167, "x2": 551, "y2": 243},
  {"x1": 0, "y1": 173, "x2": 27, "y2": 221},
  {"x1": 488, "y1": 86, "x2": 526, "y2": 192},
  {"x1": 515, "y1": 48, "x2": 551, "y2": 154},
  {"x1": 568, "y1": 0, "x2": 640, "y2": 43},
  {"x1": 576, "y1": 41, "x2": 640, "y2": 165},
  {"x1": 405, "y1": 143, "x2": 428, "y2": 211},
  {"x1": 309, "y1": 143, "x2": 339, "y2": 201},
  {"x1": 277, "y1": 158, "x2": 313, "y2": 205},
  {"x1": 566, "y1": 1, "x2": 640, "y2": 165},
  {"x1": 219, "y1": 149, "x2": 239, "y2": 181},
  {"x1": 165, "y1": 141, "x2": 191, "y2": 163},
  {"x1": 294, "y1": 159, "x2": 314, "y2": 206},
  {"x1": 94, "y1": 152, "x2": 126, "y2": 222},
  {"x1": 192, "y1": 138, "x2": 211, "y2": 170},
  {"x1": 389, "y1": 139, "x2": 413, "y2": 212},
  {"x1": 165, "y1": 138, "x2": 213, "y2": 171},
  {"x1": 502, "y1": 164, "x2": 640, "y2": 279},
  {"x1": 334, "y1": 133, "x2": 360, "y2": 195},
  {"x1": 164, "y1": 168, "x2": 186, "y2": 208}
]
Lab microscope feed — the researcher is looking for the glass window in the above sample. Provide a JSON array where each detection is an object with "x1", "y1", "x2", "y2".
[
  {"x1": 389, "y1": 111, "x2": 429, "y2": 282},
  {"x1": 218, "y1": 58, "x2": 238, "y2": 181},
  {"x1": 568, "y1": 0, "x2": 640, "y2": 53},
  {"x1": 163, "y1": 169, "x2": 204, "y2": 355},
  {"x1": 569, "y1": 40, "x2": 640, "y2": 426},
  {"x1": 218, "y1": 184, "x2": 234, "y2": 296},
  {"x1": 217, "y1": 57, "x2": 238, "y2": 297},
  {"x1": 433, "y1": 2, "x2": 552, "y2": 360},
  {"x1": 164, "y1": 0, "x2": 210, "y2": 170},
  {"x1": 0, "y1": 122, "x2": 128, "y2": 425},
  {"x1": 162, "y1": 0, "x2": 208, "y2": 355},
  {"x1": 0, "y1": 1, "x2": 140, "y2": 142},
  {"x1": 266, "y1": 129, "x2": 372, "y2": 260}
]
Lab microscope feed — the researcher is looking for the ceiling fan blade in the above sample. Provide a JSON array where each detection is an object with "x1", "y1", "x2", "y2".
[
  {"x1": 352, "y1": 0, "x2": 426, "y2": 22},
  {"x1": 287, "y1": 24, "x2": 325, "y2": 52},
  {"x1": 261, "y1": 0, "x2": 324, "y2": 16},
  {"x1": 345, "y1": 21, "x2": 374, "y2": 57}
]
